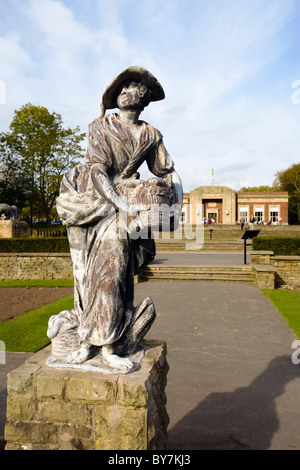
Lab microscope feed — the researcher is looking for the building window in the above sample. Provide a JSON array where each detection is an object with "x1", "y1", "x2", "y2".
[
  {"x1": 270, "y1": 206, "x2": 279, "y2": 224},
  {"x1": 239, "y1": 206, "x2": 248, "y2": 222},
  {"x1": 254, "y1": 206, "x2": 264, "y2": 223}
]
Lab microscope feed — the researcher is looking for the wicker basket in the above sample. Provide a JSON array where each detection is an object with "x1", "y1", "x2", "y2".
[
  {"x1": 51, "y1": 328, "x2": 81, "y2": 361},
  {"x1": 115, "y1": 177, "x2": 175, "y2": 231}
]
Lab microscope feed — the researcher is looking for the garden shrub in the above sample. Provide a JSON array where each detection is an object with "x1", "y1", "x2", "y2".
[
  {"x1": 252, "y1": 237, "x2": 300, "y2": 255},
  {"x1": 0, "y1": 237, "x2": 70, "y2": 253}
]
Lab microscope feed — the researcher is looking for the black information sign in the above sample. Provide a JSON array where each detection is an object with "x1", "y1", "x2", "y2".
[{"x1": 241, "y1": 230, "x2": 260, "y2": 264}]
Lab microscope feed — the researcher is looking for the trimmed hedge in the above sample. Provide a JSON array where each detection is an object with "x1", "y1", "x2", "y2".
[
  {"x1": 0, "y1": 237, "x2": 70, "y2": 253},
  {"x1": 252, "y1": 237, "x2": 300, "y2": 256},
  {"x1": 2, "y1": 235, "x2": 298, "y2": 255}
]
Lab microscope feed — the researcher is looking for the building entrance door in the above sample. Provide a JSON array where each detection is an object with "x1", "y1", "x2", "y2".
[
  {"x1": 207, "y1": 211, "x2": 218, "y2": 224},
  {"x1": 203, "y1": 199, "x2": 223, "y2": 224}
]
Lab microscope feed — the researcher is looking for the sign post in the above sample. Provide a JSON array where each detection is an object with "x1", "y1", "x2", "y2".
[{"x1": 241, "y1": 230, "x2": 260, "y2": 264}]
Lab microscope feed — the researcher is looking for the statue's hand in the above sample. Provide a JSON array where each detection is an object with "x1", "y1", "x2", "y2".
[
  {"x1": 127, "y1": 204, "x2": 150, "y2": 235},
  {"x1": 128, "y1": 204, "x2": 151, "y2": 216}
]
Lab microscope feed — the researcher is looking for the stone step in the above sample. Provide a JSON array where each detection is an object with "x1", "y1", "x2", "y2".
[
  {"x1": 155, "y1": 241, "x2": 245, "y2": 252},
  {"x1": 140, "y1": 265, "x2": 256, "y2": 283},
  {"x1": 147, "y1": 262, "x2": 253, "y2": 272},
  {"x1": 141, "y1": 274, "x2": 256, "y2": 282},
  {"x1": 153, "y1": 225, "x2": 300, "y2": 246}
]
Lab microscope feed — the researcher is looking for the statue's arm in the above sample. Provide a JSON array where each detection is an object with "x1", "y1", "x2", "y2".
[
  {"x1": 147, "y1": 137, "x2": 183, "y2": 206},
  {"x1": 168, "y1": 168, "x2": 183, "y2": 206},
  {"x1": 90, "y1": 163, "x2": 129, "y2": 212},
  {"x1": 91, "y1": 164, "x2": 147, "y2": 234}
]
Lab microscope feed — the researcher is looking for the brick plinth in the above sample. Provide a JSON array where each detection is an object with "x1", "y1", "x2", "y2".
[
  {"x1": 0, "y1": 220, "x2": 30, "y2": 238},
  {"x1": 4, "y1": 340, "x2": 169, "y2": 450}
]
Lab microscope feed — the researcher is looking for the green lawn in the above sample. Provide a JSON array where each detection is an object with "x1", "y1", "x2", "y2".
[
  {"x1": 0, "y1": 279, "x2": 74, "y2": 352},
  {"x1": 0, "y1": 292, "x2": 74, "y2": 352},
  {"x1": 263, "y1": 289, "x2": 300, "y2": 338},
  {"x1": 0, "y1": 279, "x2": 74, "y2": 287}
]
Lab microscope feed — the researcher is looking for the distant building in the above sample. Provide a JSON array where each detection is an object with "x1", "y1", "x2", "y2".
[
  {"x1": 182, "y1": 186, "x2": 289, "y2": 225},
  {"x1": 237, "y1": 191, "x2": 289, "y2": 225}
]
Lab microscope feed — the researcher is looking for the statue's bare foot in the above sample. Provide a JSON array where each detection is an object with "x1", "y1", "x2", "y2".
[
  {"x1": 66, "y1": 346, "x2": 90, "y2": 364},
  {"x1": 102, "y1": 345, "x2": 133, "y2": 373}
]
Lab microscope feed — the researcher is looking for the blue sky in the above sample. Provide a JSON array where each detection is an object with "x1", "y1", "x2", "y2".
[{"x1": 0, "y1": 0, "x2": 300, "y2": 191}]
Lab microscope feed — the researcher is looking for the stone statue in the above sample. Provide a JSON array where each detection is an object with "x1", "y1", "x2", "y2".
[
  {"x1": 0, "y1": 204, "x2": 18, "y2": 220},
  {"x1": 47, "y1": 66, "x2": 183, "y2": 373}
]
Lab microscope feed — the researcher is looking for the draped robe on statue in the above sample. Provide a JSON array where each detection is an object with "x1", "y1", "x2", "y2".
[{"x1": 56, "y1": 113, "x2": 175, "y2": 348}]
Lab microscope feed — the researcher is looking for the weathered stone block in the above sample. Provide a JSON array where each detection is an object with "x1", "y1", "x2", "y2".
[
  {"x1": 4, "y1": 341, "x2": 169, "y2": 450},
  {"x1": 5, "y1": 421, "x2": 57, "y2": 446},
  {"x1": 117, "y1": 375, "x2": 149, "y2": 408},
  {"x1": 39, "y1": 401, "x2": 90, "y2": 425},
  {"x1": 7, "y1": 363, "x2": 41, "y2": 395},
  {"x1": 57, "y1": 423, "x2": 93, "y2": 450},
  {"x1": 36, "y1": 368, "x2": 69, "y2": 401},
  {"x1": 66, "y1": 372, "x2": 118, "y2": 405},
  {"x1": 93, "y1": 406, "x2": 147, "y2": 450},
  {"x1": 6, "y1": 395, "x2": 37, "y2": 422}
]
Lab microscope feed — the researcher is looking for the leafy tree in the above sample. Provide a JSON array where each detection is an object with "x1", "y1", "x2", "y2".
[
  {"x1": 0, "y1": 103, "x2": 85, "y2": 223},
  {"x1": 274, "y1": 163, "x2": 300, "y2": 224},
  {"x1": 239, "y1": 185, "x2": 278, "y2": 192},
  {"x1": 0, "y1": 133, "x2": 31, "y2": 210}
]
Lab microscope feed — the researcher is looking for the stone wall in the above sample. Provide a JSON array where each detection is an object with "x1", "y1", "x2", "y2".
[
  {"x1": 0, "y1": 253, "x2": 73, "y2": 280},
  {"x1": 251, "y1": 251, "x2": 300, "y2": 289},
  {"x1": 5, "y1": 340, "x2": 169, "y2": 450},
  {"x1": 271, "y1": 256, "x2": 300, "y2": 288}
]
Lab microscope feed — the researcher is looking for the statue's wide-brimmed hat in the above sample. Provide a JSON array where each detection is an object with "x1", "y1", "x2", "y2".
[{"x1": 100, "y1": 66, "x2": 165, "y2": 116}]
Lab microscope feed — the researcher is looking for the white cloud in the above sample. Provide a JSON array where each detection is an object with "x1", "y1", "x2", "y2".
[
  {"x1": 0, "y1": 0, "x2": 299, "y2": 192},
  {"x1": 0, "y1": 32, "x2": 36, "y2": 130},
  {"x1": 30, "y1": 0, "x2": 93, "y2": 48},
  {"x1": 0, "y1": 35, "x2": 33, "y2": 75},
  {"x1": 19, "y1": 0, "x2": 160, "y2": 128}
]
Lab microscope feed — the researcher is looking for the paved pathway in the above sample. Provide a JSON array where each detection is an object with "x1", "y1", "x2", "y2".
[
  {"x1": 151, "y1": 252, "x2": 250, "y2": 266},
  {"x1": 137, "y1": 280, "x2": 300, "y2": 450}
]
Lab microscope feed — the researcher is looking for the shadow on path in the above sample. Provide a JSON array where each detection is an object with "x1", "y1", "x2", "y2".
[{"x1": 168, "y1": 355, "x2": 300, "y2": 450}]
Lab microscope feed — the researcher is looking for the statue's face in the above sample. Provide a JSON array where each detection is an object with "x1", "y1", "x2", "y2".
[{"x1": 117, "y1": 80, "x2": 147, "y2": 110}]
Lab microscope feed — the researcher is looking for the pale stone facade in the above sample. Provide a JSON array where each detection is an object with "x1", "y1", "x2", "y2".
[{"x1": 182, "y1": 186, "x2": 289, "y2": 225}]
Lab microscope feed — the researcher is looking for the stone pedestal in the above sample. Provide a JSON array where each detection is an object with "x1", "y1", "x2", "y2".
[
  {"x1": 4, "y1": 340, "x2": 169, "y2": 450},
  {"x1": 0, "y1": 220, "x2": 29, "y2": 238}
]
